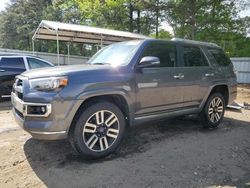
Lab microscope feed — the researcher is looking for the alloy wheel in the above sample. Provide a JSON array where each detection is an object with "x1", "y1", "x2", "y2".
[
  {"x1": 208, "y1": 97, "x2": 224, "y2": 123},
  {"x1": 82, "y1": 110, "x2": 120, "y2": 152}
]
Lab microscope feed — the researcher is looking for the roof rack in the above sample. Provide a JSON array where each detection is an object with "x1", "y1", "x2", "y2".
[{"x1": 171, "y1": 38, "x2": 219, "y2": 47}]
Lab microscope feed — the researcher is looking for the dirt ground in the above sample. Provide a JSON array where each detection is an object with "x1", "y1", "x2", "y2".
[{"x1": 0, "y1": 85, "x2": 249, "y2": 188}]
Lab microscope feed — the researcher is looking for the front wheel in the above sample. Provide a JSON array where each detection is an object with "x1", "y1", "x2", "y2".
[
  {"x1": 70, "y1": 102, "x2": 126, "y2": 159},
  {"x1": 201, "y1": 93, "x2": 226, "y2": 128}
]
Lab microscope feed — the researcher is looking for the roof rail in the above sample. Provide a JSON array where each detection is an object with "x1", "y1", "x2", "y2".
[{"x1": 171, "y1": 37, "x2": 219, "y2": 47}]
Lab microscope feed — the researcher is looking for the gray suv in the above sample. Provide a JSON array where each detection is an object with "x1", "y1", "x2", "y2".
[{"x1": 11, "y1": 39, "x2": 237, "y2": 159}]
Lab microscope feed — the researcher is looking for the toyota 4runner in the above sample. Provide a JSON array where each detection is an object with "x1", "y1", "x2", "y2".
[{"x1": 11, "y1": 38, "x2": 237, "y2": 159}]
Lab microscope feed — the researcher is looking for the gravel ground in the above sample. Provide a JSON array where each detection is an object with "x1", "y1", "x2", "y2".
[{"x1": 0, "y1": 85, "x2": 249, "y2": 188}]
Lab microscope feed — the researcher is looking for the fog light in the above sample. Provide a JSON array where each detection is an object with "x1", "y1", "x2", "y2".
[
  {"x1": 41, "y1": 106, "x2": 46, "y2": 113},
  {"x1": 27, "y1": 105, "x2": 47, "y2": 115}
]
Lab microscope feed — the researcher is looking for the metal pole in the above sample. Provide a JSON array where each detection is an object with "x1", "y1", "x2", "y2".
[
  {"x1": 56, "y1": 31, "x2": 60, "y2": 66},
  {"x1": 67, "y1": 42, "x2": 70, "y2": 64},
  {"x1": 32, "y1": 40, "x2": 35, "y2": 55},
  {"x1": 100, "y1": 34, "x2": 103, "y2": 48}
]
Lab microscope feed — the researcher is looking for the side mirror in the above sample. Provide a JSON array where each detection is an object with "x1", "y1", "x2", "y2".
[{"x1": 138, "y1": 56, "x2": 160, "y2": 68}]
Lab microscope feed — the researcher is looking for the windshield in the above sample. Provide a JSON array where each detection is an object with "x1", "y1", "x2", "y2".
[{"x1": 88, "y1": 41, "x2": 142, "y2": 66}]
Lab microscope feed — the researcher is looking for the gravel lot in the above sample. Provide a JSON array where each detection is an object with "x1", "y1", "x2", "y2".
[{"x1": 0, "y1": 85, "x2": 249, "y2": 188}]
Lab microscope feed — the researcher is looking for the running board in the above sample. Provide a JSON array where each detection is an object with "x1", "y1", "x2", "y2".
[{"x1": 134, "y1": 107, "x2": 199, "y2": 125}]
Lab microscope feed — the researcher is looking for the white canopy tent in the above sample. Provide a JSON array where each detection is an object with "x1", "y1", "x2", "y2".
[{"x1": 32, "y1": 20, "x2": 149, "y2": 65}]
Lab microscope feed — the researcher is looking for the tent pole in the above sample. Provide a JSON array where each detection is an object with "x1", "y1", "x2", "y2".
[
  {"x1": 100, "y1": 34, "x2": 103, "y2": 48},
  {"x1": 32, "y1": 40, "x2": 35, "y2": 55},
  {"x1": 67, "y1": 42, "x2": 70, "y2": 64},
  {"x1": 56, "y1": 31, "x2": 60, "y2": 66}
]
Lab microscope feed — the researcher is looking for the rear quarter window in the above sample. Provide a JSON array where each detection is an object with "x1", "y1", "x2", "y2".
[{"x1": 208, "y1": 48, "x2": 231, "y2": 66}]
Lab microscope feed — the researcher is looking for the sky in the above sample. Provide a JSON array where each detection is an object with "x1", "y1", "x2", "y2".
[{"x1": 0, "y1": 0, "x2": 10, "y2": 12}]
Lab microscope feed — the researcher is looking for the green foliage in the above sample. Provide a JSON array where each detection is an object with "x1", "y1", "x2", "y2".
[
  {"x1": 0, "y1": 0, "x2": 52, "y2": 50},
  {"x1": 0, "y1": 0, "x2": 249, "y2": 57},
  {"x1": 165, "y1": 0, "x2": 250, "y2": 56},
  {"x1": 150, "y1": 29, "x2": 172, "y2": 39}
]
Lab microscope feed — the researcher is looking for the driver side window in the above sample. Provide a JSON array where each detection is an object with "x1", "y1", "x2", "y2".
[{"x1": 141, "y1": 42, "x2": 177, "y2": 67}]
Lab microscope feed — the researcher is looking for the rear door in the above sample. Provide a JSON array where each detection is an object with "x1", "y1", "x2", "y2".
[
  {"x1": 177, "y1": 45, "x2": 212, "y2": 108},
  {"x1": 135, "y1": 41, "x2": 183, "y2": 115},
  {"x1": 0, "y1": 57, "x2": 26, "y2": 98}
]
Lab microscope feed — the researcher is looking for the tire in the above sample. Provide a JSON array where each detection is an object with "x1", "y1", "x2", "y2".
[
  {"x1": 201, "y1": 93, "x2": 226, "y2": 128},
  {"x1": 70, "y1": 102, "x2": 126, "y2": 159}
]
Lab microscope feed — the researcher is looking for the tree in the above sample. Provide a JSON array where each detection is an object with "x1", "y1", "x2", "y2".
[
  {"x1": 150, "y1": 29, "x2": 172, "y2": 39},
  {"x1": 0, "y1": 0, "x2": 52, "y2": 50},
  {"x1": 165, "y1": 0, "x2": 242, "y2": 40},
  {"x1": 164, "y1": 0, "x2": 249, "y2": 56},
  {"x1": 0, "y1": 0, "x2": 249, "y2": 57},
  {"x1": 144, "y1": 0, "x2": 168, "y2": 37}
]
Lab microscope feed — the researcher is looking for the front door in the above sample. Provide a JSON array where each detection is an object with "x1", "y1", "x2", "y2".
[{"x1": 135, "y1": 41, "x2": 183, "y2": 116}]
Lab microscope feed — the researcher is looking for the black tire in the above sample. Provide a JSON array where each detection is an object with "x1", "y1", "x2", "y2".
[
  {"x1": 70, "y1": 102, "x2": 126, "y2": 159},
  {"x1": 201, "y1": 92, "x2": 226, "y2": 128}
]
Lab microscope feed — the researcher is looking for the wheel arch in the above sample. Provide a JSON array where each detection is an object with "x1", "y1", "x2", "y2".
[
  {"x1": 209, "y1": 84, "x2": 229, "y2": 105},
  {"x1": 68, "y1": 91, "x2": 131, "y2": 139},
  {"x1": 201, "y1": 84, "x2": 229, "y2": 111}
]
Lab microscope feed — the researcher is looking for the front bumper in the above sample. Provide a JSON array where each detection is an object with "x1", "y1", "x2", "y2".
[
  {"x1": 11, "y1": 92, "x2": 52, "y2": 117},
  {"x1": 12, "y1": 107, "x2": 67, "y2": 140},
  {"x1": 11, "y1": 92, "x2": 80, "y2": 140}
]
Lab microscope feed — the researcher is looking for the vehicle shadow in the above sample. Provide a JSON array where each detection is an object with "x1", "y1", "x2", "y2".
[{"x1": 23, "y1": 115, "x2": 250, "y2": 187}]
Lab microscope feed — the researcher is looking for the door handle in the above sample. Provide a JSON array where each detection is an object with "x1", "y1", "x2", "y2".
[
  {"x1": 0, "y1": 69, "x2": 5, "y2": 72},
  {"x1": 205, "y1": 73, "x2": 214, "y2": 77},
  {"x1": 173, "y1": 73, "x2": 184, "y2": 79}
]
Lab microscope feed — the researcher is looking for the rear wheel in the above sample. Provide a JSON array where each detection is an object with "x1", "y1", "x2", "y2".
[
  {"x1": 70, "y1": 102, "x2": 126, "y2": 159},
  {"x1": 201, "y1": 93, "x2": 225, "y2": 128}
]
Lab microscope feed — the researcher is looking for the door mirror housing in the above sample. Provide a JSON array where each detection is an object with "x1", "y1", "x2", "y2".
[{"x1": 138, "y1": 56, "x2": 160, "y2": 68}]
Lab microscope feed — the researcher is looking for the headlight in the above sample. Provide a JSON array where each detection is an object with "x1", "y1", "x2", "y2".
[{"x1": 29, "y1": 77, "x2": 68, "y2": 91}]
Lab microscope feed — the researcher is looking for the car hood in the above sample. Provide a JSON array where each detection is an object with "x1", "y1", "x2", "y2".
[{"x1": 21, "y1": 64, "x2": 111, "y2": 79}]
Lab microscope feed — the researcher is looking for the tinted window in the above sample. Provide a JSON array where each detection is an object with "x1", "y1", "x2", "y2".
[
  {"x1": 208, "y1": 48, "x2": 231, "y2": 66},
  {"x1": 183, "y1": 46, "x2": 208, "y2": 67},
  {"x1": 27, "y1": 58, "x2": 53, "y2": 69},
  {"x1": 0, "y1": 57, "x2": 25, "y2": 69},
  {"x1": 141, "y1": 42, "x2": 177, "y2": 67}
]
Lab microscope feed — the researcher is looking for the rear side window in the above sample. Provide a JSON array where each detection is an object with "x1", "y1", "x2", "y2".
[
  {"x1": 27, "y1": 58, "x2": 53, "y2": 69},
  {"x1": 141, "y1": 42, "x2": 177, "y2": 67},
  {"x1": 182, "y1": 46, "x2": 208, "y2": 67},
  {"x1": 0, "y1": 57, "x2": 25, "y2": 69},
  {"x1": 208, "y1": 48, "x2": 231, "y2": 66}
]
